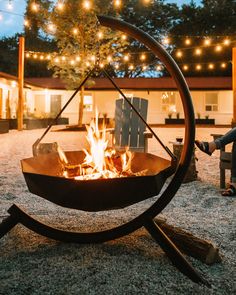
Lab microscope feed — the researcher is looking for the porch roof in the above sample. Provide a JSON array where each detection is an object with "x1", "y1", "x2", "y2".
[{"x1": 25, "y1": 76, "x2": 232, "y2": 91}]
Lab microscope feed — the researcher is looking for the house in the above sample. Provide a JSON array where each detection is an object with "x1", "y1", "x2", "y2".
[{"x1": 0, "y1": 71, "x2": 233, "y2": 126}]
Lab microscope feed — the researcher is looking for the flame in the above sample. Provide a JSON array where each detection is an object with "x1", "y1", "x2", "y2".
[{"x1": 58, "y1": 110, "x2": 146, "y2": 180}]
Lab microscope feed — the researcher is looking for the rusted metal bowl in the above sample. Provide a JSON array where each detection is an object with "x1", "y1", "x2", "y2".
[{"x1": 21, "y1": 151, "x2": 176, "y2": 212}]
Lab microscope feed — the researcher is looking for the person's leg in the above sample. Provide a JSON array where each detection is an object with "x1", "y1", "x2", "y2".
[
  {"x1": 221, "y1": 140, "x2": 236, "y2": 196},
  {"x1": 214, "y1": 127, "x2": 236, "y2": 149},
  {"x1": 195, "y1": 128, "x2": 236, "y2": 155}
]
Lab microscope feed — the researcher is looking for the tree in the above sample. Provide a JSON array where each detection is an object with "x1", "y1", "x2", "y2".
[
  {"x1": 35, "y1": 0, "x2": 128, "y2": 126},
  {"x1": 0, "y1": 35, "x2": 19, "y2": 76}
]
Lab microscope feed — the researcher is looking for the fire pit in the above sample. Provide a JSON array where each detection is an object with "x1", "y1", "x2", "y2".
[
  {"x1": 0, "y1": 16, "x2": 210, "y2": 287},
  {"x1": 21, "y1": 151, "x2": 175, "y2": 212}
]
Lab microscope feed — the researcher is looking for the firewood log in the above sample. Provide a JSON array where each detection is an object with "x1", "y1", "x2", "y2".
[{"x1": 154, "y1": 217, "x2": 222, "y2": 265}]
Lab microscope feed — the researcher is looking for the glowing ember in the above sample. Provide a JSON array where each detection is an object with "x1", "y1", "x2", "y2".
[{"x1": 58, "y1": 111, "x2": 147, "y2": 180}]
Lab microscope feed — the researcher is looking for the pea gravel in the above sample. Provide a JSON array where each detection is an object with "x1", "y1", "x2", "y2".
[{"x1": 0, "y1": 128, "x2": 235, "y2": 295}]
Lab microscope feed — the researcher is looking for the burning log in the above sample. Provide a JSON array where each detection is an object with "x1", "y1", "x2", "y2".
[{"x1": 154, "y1": 217, "x2": 222, "y2": 265}]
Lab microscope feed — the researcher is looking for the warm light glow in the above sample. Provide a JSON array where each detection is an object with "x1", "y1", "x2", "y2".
[
  {"x1": 195, "y1": 48, "x2": 202, "y2": 55},
  {"x1": 73, "y1": 28, "x2": 78, "y2": 35},
  {"x1": 46, "y1": 54, "x2": 51, "y2": 60},
  {"x1": 85, "y1": 61, "x2": 90, "y2": 67},
  {"x1": 24, "y1": 19, "x2": 29, "y2": 27},
  {"x1": 215, "y1": 45, "x2": 222, "y2": 52},
  {"x1": 156, "y1": 65, "x2": 162, "y2": 71},
  {"x1": 70, "y1": 60, "x2": 75, "y2": 65},
  {"x1": 107, "y1": 56, "x2": 112, "y2": 62},
  {"x1": 114, "y1": 0, "x2": 121, "y2": 7},
  {"x1": 33, "y1": 54, "x2": 37, "y2": 59},
  {"x1": 55, "y1": 57, "x2": 59, "y2": 63},
  {"x1": 40, "y1": 55, "x2": 44, "y2": 60},
  {"x1": 57, "y1": 1, "x2": 64, "y2": 10},
  {"x1": 163, "y1": 37, "x2": 170, "y2": 45},
  {"x1": 90, "y1": 55, "x2": 96, "y2": 62},
  {"x1": 221, "y1": 62, "x2": 226, "y2": 68},
  {"x1": 223, "y1": 39, "x2": 230, "y2": 46},
  {"x1": 121, "y1": 34, "x2": 127, "y2": 40},
  {"x1": 142, "y1": 65, "x2": 147, "y2": 71},
  {"x1": 129, "y1": 64, "x2": 134, "y2": 70},
  {"x1": 76, "y1": 56, "x2": 81, "y2": 61},
  {"x1": 176, "y1": 51, "x2": 183, "y2": 58},
  {"x1": 31, "y1": 3, "x2": 38, "y2": 12},
  {"x1": 208, "y1": 63, "x2": 214, "y2": 70},
  {"x1": 26, "y1": 53, "x2": 30, "y2": 58},
  {"x1": 97, "y1": 31, "x2": 103, "y2": 39},
  {"x1": 196, "y1": 64, "x2": 202, "y2": 70},
  {"x1": 123, "y1": 55, "x2": 129, "y2": 62},
  {"x1": 48, "y1": 23, "x2": 56, "y2": 33},
  {"x1": 115, "y1": 64, "x2": 119, "y2": 70},
  {"x1": 185, "y1": 38, "x2": 191, "y2": 45},
  {"x1": 204, "y1": 38, "x2": 211, "y2": 46},
  {"x1": 61, "y1": 56, "x2": 66, "y2": 61},
  {"x1": 183, "y1": 65, "x2": 189, "y2": 71},
  {"x1": 83, "y1": 0, "x2": 91, "y2": 10},
  {"x1": 140, "y1": 54, "x2": 146, "y2": 61},
  {"x1": 99, "y1": 62, "x2": 104, "y2": 68}
]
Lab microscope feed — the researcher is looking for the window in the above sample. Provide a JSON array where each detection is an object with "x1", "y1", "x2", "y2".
[
  {"x1": 83, "y1": 94, "x2": 93, "y2": 112},
  {"x1": 161, "y1": 91, "x2": 176, "y2": 112},
  {"x1": 205, "y1": 92, "x2": 218, "y2": 112}
]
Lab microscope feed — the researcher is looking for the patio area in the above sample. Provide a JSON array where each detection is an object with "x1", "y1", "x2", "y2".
[{"x1": 0, "y1": 126, "x2": 235, "y2": 294}]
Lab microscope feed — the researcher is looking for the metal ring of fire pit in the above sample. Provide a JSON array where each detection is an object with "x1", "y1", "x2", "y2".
[{"x1": 0, "y1": 16, "x2": 211, "y2": 286}]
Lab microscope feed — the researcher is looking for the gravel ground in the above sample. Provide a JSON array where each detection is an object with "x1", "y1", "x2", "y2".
[{"x1": 0, "y1": 127, "x2": 235, "y2": 295}]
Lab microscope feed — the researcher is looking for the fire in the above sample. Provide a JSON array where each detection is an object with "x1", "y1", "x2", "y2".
[{"x1": 58, "y1": 111, "x2": 146, "y2": 180}]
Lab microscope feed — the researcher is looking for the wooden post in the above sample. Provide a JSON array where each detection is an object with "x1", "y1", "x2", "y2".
[
  {"x1": 17, "y1": 36, "x2": 25, "y2": 131},
  {"x1": 232, "y1": 47, "x2": 236, "y2": 125}
]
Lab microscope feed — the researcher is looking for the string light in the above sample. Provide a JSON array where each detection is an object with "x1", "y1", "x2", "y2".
[
  {"x1": 221, "y1": 62, "x2": 226, "y2": 68},
  {"x1": 176, "y1": 51, "x2": 183, "y2": 58},
  {"x1": 123, "y1": 54, "x2": 129, "y2": 62},
  {"x1": 97, "y1": 31, "x2": 103, "y2": 39},
  {"x1": 208, "y1": 63, "x2": 214, "y2": 70},
  {"x1": 31, "y1": 2, "x2": 39, "y2": 12},
  {"x1": 215, "y1": 45, "x2": 222, "y2": 52},
  {"x1": 83, "y1": 0, "x2": 91, "y2": 10},
  {"x1": 203, "y1": 38, "x2": 211, "y2": 46},
  {"x1": 140, "y1": 53, "x2": 146, "y2": 61},
  {"x1": 114, "y1": 0, "x2": 121, "y2": 8},
  {"x1": 163, "y1": 37, "x2": 170, "y2": 45},
  {"x1": 121, "y1": 34, "x2": 127, "y2": 40},
  {"x1": 196, "y1": 64, "x2": 202, "y2": 70},
  {"x1": 195, "y1": 48, "x2": 202, "y2": 55},
  {"x1": 57, "y1": 1, "x2": 64, "y2": 10},
  {"x1": 24, "y1": 19, "x2": 29, "y2": 27},
  {"x1": 72, "y1": 28, "x2": 78, "y2": 35},
  {"x1": 183, "y1": 65, "x2": 189, "y2": 71},
  {"x1": 223, "y1": 39, "x2": 230, "y2": 46},
  {"x1": 185, "y1": 38, "x2": 191, "y2": 45}
]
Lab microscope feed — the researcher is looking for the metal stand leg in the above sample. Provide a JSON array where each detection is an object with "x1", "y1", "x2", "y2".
[
  {"x1": 144, "y1": 218, "x2": 211, "y2": 287},
  {"x1": 0, "y1": 210, "x2": 18, "y2": 239}
]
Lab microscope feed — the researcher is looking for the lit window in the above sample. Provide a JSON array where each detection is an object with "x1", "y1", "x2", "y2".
[
  {"x1": 205, "y1": 92, "x2": 218, "y2": 112},
  {"x1": 83, "y1": 94, "x2": 93, "y2": 112},
  {"x1": 161, "y1": 92, "x2": 176, "y2": 112}
]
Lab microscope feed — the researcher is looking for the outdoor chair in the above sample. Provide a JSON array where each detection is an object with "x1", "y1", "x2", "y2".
[
  {"x1": 112, "y1": 97, "x2": 152, "y2": 152},
  {"x1": 211, "y1": 134, "x2": 232, "y2": 188}
]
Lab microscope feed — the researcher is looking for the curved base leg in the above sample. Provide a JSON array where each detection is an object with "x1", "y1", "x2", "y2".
[
  {"x1": 144, "y1": 218, "x2": 211, "y2": 287},
  {"x1": 0, "y1": 212, "x2": 18, "y2": 239}
]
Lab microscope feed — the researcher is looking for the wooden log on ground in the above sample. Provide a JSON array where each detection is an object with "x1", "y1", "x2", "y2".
[{"x1": 154, "y1": 217, "x2": 222, "y2": 265}]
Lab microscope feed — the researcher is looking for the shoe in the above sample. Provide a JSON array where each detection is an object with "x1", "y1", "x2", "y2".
[
  {"x1": 195, "y1": 140, "x2": 212, "y2": 156},
  {"x1": 221, "y1": 184, "x2": 236, "y2": 197}
]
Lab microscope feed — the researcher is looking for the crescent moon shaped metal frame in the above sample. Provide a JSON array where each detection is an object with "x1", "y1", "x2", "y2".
[{"x1": 0, "y1": 16, "x2": 210, "y2": 287}]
